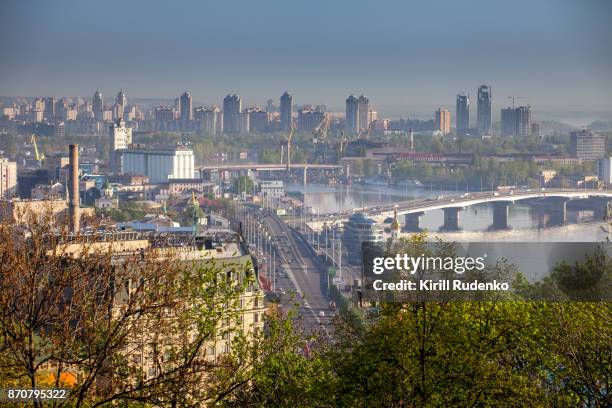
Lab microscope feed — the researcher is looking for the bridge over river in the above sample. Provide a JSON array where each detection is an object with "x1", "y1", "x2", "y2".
[{"x1": 309, "y1": 189, "x2": 612, "y2": 232}]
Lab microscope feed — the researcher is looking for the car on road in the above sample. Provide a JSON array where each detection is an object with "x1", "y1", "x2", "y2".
[{"x1": 318, "y1": 311, "x2": 325, "y2": 317}]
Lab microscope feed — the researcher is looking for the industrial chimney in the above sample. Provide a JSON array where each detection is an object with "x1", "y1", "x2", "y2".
[{"x1": 69, "y1": 144, "x2": 80, "y2": 233}]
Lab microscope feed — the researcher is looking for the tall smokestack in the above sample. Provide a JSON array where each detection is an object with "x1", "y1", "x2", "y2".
[
  {"x1": 409, "y1": 128, "x2": 414, "y2": 151},
  {"x1": 69, "y1": 144, "x2": 80, "y2": 233}
]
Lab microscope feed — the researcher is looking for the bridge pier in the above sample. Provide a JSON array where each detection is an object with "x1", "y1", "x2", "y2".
[
  {"x1": 491, "y1": 201, "x2": 512, "y2": 230},
  {"x1": 440, "y1": 207, "x2": 462, "y2": 232},
  {"x1": 404, "y1": 211, "x2": 424, "y2": 232},
  {"x1": 548, "y1": 198, "x2": 569, "y2": 226}
]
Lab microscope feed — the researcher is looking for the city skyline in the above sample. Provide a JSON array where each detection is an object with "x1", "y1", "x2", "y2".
[{"x1": 1, "y1": 0, "x2": 611, "y2": 119}]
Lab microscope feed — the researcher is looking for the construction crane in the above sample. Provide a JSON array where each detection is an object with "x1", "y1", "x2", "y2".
[
  {"x1": 280, "y1": 123, "x2": 296, "y2": 172},
  {"x1": 507, "y1": 96, "x2": 526, "y2": 108},
  {"x1": 31, "y1": 134, "x2": 45, "y2": 162}
]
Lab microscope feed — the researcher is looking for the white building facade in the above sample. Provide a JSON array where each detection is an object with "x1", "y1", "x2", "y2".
[
  {"x1": 0, "y1": 157, "x2": 17, "y2": 199},
  {"x1": 121, "y1": 147, "x2": 195, "y2": 183},
  {"x1": 598, "y1": 157, "x2": 612, "y2": 185}
]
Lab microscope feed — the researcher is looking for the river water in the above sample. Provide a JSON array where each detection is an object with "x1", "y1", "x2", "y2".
[
  {"x1": 288, "y1": 183, "x2": 609, "y2": 282},
  {"x1": 287, "y1": 183, "x2": 608, "y2": 243}
]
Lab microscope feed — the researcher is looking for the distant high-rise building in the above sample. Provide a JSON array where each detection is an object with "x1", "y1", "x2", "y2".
[
  {"x1": 0, "y1": 157, "x2": 17, "y2": 199},
  {"x1": 501, "y1": 106, "x2": 531, "y2": 137},
  {"x1": 598, "y1": 157, "x2": 612, "y2": 185},
  {"x1": 280, "y1": 91, "x2": 293, "y2": 132},
  {"x1": 223, "y1": 94, "x2": 242, "y2": 134},
  {"x1": 345, "y1": 95, "x2": 359, "y2": 135},
  {"x1": 357, "y1": 95, "x2": 370, "y2": 133},
  {"x1": 194, "y1": 106, "x2": 222, "y2": 135},
  {"x1": 44, "y1": 97, "x2": 56, "y2": 121},
  {"x1": 179, "y1": 91, "x2": 193, "y2": 122},
  {"x1": 93, "y1": 90, "x2": 103, "y2": 121},
  {"x1": 455, "y1": 93, "x2": 469, "y2": 135},
  {"x1": 109, "y1": 119, "x2": 133, "y2": 173},
  {"x1": 115, "y1": 90, "x2": 127, "y2": 120},
  {"x1": 515, "y1": 106, "x2": 531, "y2": 138},
  {"x1": 434, "y1": 108, "x2": 451, "y2": 136},
  {"x1": 266, "y1": 99, "x2": 275, "y2": 113},
  {"x1": 154, "y1": 106, "x2": 174, "y2": 122},
  {"x1": 531, "y1": 123, "x2": 541, "y2": 138},
  {"x1": 501, "y1": 107, "x2": 516, "y2": 137},
  {"x1": 477, "y1": 85, "x2": 492, "y2": 136},
  {"x1": 248, "y1": 107, "x2": 270, "y2": 133},
  {"x1": 297, "y1": 108, "x2": 325, "y2": 132},
  {"x1": 570, "y1": 129, "x2": 605, "y2": 160}
]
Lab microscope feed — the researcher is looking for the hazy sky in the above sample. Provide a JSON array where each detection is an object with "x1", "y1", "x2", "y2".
[{"x1": 1, "y1": 0, "x2": 611, "y2": 117}]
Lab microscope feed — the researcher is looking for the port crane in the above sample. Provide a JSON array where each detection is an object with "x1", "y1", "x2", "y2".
[
  {"x1": 312, "y1": 114, "x2": 330, "y2": 162},
  {"x1": 280, "y1": 123, "x2": 296, "y2": 173},
  {"x1": 31, "y1": 134, "x2": 45, "y2": 163}
]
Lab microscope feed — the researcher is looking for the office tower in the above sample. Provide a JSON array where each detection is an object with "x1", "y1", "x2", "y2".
[
  {"x1": 223, "y1": 94, "x2": 242, "y2": 134},
  {"x1": 455, "y1": 93, "x2": 469, "y2": 135},
  {"x1": 477, "y1": 85, "x2": 492, "y2": 136},
  {"x1": 115, "y1": 89, "x2": 127, "y2": 120},
  {"x1": 109, "y1": 119, "x2": 133, "y2": 173},
  {"x1": 179, "y1": 91, "x2": 193, "y2": 121},
  {"x1": 44, "y1": 97, "x2": 56, "y2": 121},
  {"x1": 0, "y1": 157, "x2": 17, "y2": 199},
  {"x1": 515, "y1": 106, "x2": 531, "y2": 138},
  {"x1": 357, "y1": 95, "x2": 370, "y2": 133},
  {"x1": 570, "y1": 129, "x2": 605, "y2": 160},
  {"x1": 280, "y1": 91, "x2": 293, "y2": 132},
  {"x1": 501, "y1": 106, "x2": 531, "y2": 137},
  {"x1": 434, "y1": 108, "x2": 451, "y2": 136},
  {"x1": 345, "y1": 95, "x2": 359, "y2": 135},
  {"x1": 93, "y1": 90, "x2": 103, "y2": 121}
]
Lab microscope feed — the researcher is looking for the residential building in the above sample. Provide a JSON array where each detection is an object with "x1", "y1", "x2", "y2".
[
  {"x1": 297, "y1": 108, "x2": 325, "y2": 132},
  {"x1": 223, "y1": 94, "x2": 242, "y2": 134},
  {"x1": 115, "y1": 90, "x2": 127, "y2": 120},
  {"x1": 109, "y1": 119, "x2": 133, "y2": 173},
  {"x1": 194, "y1": 106, "x2": 222, "y2": 135},
  {"x1": 357, "y1": 95, "x2": 370, "y2": 133},
  {"x1": 0, "y1": 157, "x2": 17, "y2": 199},
  {"x1": 180, "y1": 91, "x2": 193, "y2": 122},
  {"x1": 434, "y1": 108, "x2": 451, "y2": 136},
  {"x1": 345, "y1": 95, "x2": 359, "y2": 135}
]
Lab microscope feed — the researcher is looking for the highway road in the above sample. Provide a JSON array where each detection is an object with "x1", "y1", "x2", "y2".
[{"x1": 243, "y1": 206, "x2": 334, "y2": 333}]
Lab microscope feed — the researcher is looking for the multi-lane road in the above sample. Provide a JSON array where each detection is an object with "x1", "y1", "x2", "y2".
[{"x1": 244, "y1": 206, "x2": 334, "y2": 333}]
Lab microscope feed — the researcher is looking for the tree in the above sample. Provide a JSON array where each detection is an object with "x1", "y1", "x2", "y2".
[
  {"x1": 232, "y1": 175, "x2": 255, "y2": 195},
  {"x1": 0, "y1": 212, "x2": 258, "y2": 407}
]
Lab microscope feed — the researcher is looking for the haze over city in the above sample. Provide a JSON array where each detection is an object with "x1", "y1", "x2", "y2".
[{"x1": 1, "y1": 0, "x2": 611, "y2": 122}]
